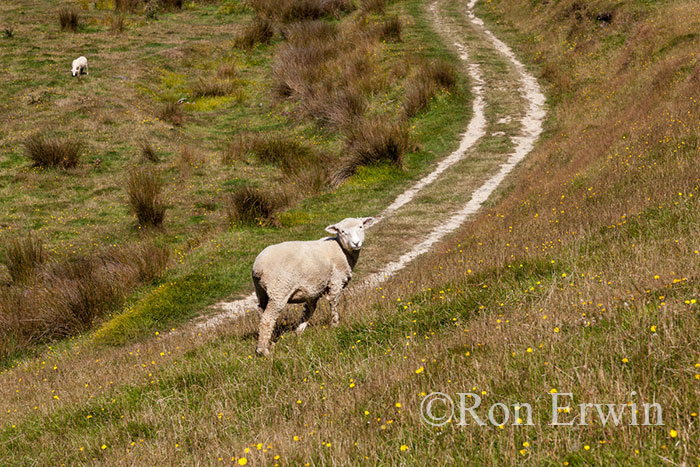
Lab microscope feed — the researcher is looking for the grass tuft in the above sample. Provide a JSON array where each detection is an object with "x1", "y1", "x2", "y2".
[
  {"x1": 225, "y1": 185, "x2": 287, "y2": 226},
  {"x1": 335, "y1": 118, "x2": 409, "y2": 184},
  {"x1": 23, "y1": 134, "x2": 82, "y2": 169},
  {"x1": 58, "y1": 8, "x2": 80, "y2": 32},
  {"x1": 158, "y1": 99, "x2": 184, "y2": 126},
  {"x1": 235, "y1": 15, "x2": 274, "y2": 48},
  {"x1": 126, "y1": 167, "x2": 167, "y2": 228},
  {"x1": 3, "y1": 236, "x2": 45, "y2": 284}
]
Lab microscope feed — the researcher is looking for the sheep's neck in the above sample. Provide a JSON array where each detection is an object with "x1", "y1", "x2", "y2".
[{"x1": 336, "y1": 238, "x2": 360, "y2": 270}]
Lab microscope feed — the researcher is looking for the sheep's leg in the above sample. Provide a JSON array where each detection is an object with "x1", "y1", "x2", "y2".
[
  {"x1": 256, "y1": 299, "x2": 285, "y2": 356},
  {"x1": 84, "y1": 64, "x2": 88, "y2": 75},
  {"x1": 328, "y1": 287, "x2": 344, "y2": 327},
  {"x1": 296, "y1": 299, "x2": 318, "y2": 334},
  {"x1": 253, "y1": 275, "x2": 268, "y2": 319}
]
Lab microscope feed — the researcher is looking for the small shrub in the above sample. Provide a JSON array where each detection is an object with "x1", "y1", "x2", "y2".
[
  {"x1": 191, "y1": 77, "x2": 236, "y2": 97},
  {"x1": 24, "y1": 134, "x2": 82, "y2": 169},
  {"x1": 225, "y1": 185, "x2": 287, "y2": 226},
  {"x1": 58, "y1": 8, "x2": 80, "y2": 32},
  {"x1": 335, "y1": 117, "x2": 409, "y2": 184},
  {"x1": 127, "y1": 167, "x2": 167, "y2": 227},
  {"x1": 140, "y1": 138, "x2": 160, "y2": 162},
  {"x1": 158, "y1": 100, "x2": 184, "y2": 126},
  {"x1": 3, "y1": 26, "x2": 14, "y2": 38},
  {"x1": 110, "y1": 14, "x2": 126, "y2": 33},
  {"x1": 144, "y1": 0, "x2": 160, "y2": 19},
  {"x1": 4, "y1": 236, "x2": 45, "y2": 284},
  {"x1": 235, "y1": 15, "x2": 273, "y2": 48}
]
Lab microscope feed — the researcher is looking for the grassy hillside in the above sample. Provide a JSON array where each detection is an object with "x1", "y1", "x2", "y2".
[
  {"x1": 1, "y1": 0, "x2": 699, "y2": 465},
  {"x1": 0, "y1": 0, "x2": 472, "y2": 362}
]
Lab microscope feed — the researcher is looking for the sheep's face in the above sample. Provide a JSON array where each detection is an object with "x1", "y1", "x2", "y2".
[
  {"x1": 71, "y1": 67, "x2": 78, "y2": 77},
  {"x1": 326, "y1": 217, "x2": 375, "y2": 251}
]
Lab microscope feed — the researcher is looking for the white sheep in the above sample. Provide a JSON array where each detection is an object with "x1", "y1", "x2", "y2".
[
  {"x1": 252, "y1": 217, "x2": 375, "y2": 356},
  {"x1": 71, "y1": 56, "x2": 88, "y2": 77}
]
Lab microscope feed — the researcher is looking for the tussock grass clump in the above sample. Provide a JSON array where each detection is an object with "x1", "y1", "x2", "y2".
[
  {"x1": 23, "y1": 134, "x2": 83, "y2": 169},
  {"x1": 304, "y1": 84, "x2": 367, "y2": 129},
  {"x1": 191, "y1": 77, "x2": 237, "y2": 97},
  {"x1": 3, "y1": 26, "x2": 14, "y2": 38},
  {"x1": 359, "y1": 0, "x2": 385, "y2": 15},
  {"x1": 235, "y1": 15, "x2": 274, "y2": 48},
  {"x1": 3, "y1": 236, "x2": 45, "y2": 284},
  {"x1": 402, "y1": 76, "x2": 436, "y2": 118},
  {"x1": 176, "y1": 145, "x2": 204, "y2": 177},
  {"x1": 110, "y1": 14, "x2": 126, "y2": 33},
  {"x1": 402, "y1": 59, "x2": 458, "y2": 117},
  {"x1": 250, "y1": 0, "x2": 353, "y2": 22},
  {"x1": 216, "y1": 62, "x2": 237, "y2": 80},
  {"x1": 335, "y1": 117, "x2": 409, "y2": 183},
  {"x1": 127, "y1": 167, "x2": 167, "y2": 227},
  {"x1": 115, "y1": 0, "x2": 141, "y2": 13},
  {"x1": 222, "y1": 134, "x2": 253, "y2": 165},
  {"x1": 282, "y1": 20, "x2": 337, "y2": 43},
  {"x1": 58, "y1": 8, "x2": 80, "y2": 32},
  {"x1": 139, "y1": 138, "x2": 160, "y2": 162},
  {"x1": 225, "y1": 185, "x2": 287, "y2": 226},
  {"x1": 0, "y1": 241, "x2": 168, "y2": 360},
  {"x1": 158, "y1": 99, "x2": 184, "y2": 126},
  {"x1": 424, "y1": 59, "x2": 458, "y2": 91},
  {"x1": 376, "y1": 15, "x2": 402, "y2": 42}
]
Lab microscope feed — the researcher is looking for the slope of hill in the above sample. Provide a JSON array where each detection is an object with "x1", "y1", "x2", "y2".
[{"x1": 1, "y1": 0, "x2": 699, "y2": 464}]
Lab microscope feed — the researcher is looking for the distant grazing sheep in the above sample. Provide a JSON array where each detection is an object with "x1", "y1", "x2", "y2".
[
  {"x1": 252, "y1": 217, "x2": 376, "y2": 356},
  {"x1": 71, "y1": 56, "x2": 88, "y2": 77}
]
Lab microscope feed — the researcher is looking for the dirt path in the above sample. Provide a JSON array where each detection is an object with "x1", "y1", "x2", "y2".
[
  {"x1": 0, "y1": 0, "x2": 547, "y2": 426},
  {"x1": 198, "y1": 0, "x2": 545, "y2": 329}
]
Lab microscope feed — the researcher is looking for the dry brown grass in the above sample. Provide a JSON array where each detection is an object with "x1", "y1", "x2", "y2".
[
  {"x1": 335, "y1": 117, "x2": 409, "y2": 183},
  {"x1": 58, "y1": 8, "x2": 79, "y2": 32},
  {"x1": 250, "y1": 0, "x2": 353, "y2": 22},
  {"x1": 3, "y1": 236, "x2": 45, "y2": 284},
  {"x1": 235, "y1": 15, "x2": 274, "y2": 48},
  {"x1": 225, "y1": 185, "x2": 288, "y2": 226},
  {"x1": 23, "y1": 133, "x2": 83, "y2": 169},
  {"x1": 109, "y1": 14, "x2": 126, "y2": 33},
  {"x1": 139, "y1": 138, "x2": 160, "y2": 162},
  {"x1": 114, "y1": 0, "x2": 141, "y2": 13},
  {"x1": 157, "y1": 99, "x2": 184, "y2": 126},
  {"x1": 191, "y1": 77, "x2": 237, "y2": 98},
  {"x1": 126, "y1": 167, "x2": 167, "y2": 227},
  {"x1": 0, "y1": 241, "x2": 168, "y2": 360}
]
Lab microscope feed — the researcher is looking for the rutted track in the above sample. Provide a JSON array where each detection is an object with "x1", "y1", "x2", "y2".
[{"x1": 197, "y1": 0, "x2": 545, "y2": 330}]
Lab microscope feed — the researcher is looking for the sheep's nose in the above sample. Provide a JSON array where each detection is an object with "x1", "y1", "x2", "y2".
[{"x1": 352, "y1": 241, "x2": 362, "y2": 249}]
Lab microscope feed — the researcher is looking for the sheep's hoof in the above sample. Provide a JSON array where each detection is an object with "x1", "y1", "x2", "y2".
[
  {"x1": 296, "y1": 322, "x2": 309, "y2": 334},
  {"x1": 255, "y1": 346, "x2": 271, "y2": 357}
]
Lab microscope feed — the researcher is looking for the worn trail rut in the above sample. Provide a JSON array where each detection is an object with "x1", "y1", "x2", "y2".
[{"x1": 197, "y1": 0, "x2": 545, "y2": 330}]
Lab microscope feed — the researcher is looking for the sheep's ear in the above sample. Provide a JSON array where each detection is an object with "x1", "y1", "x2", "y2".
[
  {"x1": 362, "y1": 217, "x2": 376, "y2": 228},
  {"x1": 325, "y1": 224, "x2": 339, "y2": 235}
]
